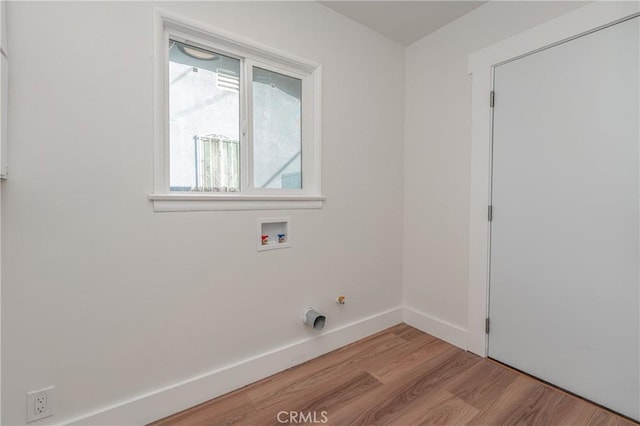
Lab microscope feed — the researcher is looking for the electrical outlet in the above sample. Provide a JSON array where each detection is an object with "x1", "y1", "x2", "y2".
[
  {"x1": 27, "y1": 386, "x2": 54, "y2": 423},
  {"x1": 35, "y1": 394, "x2": 46, "y2": 414}
]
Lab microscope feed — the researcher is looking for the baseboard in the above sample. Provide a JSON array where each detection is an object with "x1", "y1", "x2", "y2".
[
  {"x1": 63, "y1": 307, "x2": 404, "y2": 426},
  {"x1": 403, "y1": 307, "x2": 467, "y2": 350}
]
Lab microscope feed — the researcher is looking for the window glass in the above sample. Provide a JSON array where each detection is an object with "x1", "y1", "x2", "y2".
[
  {"x1": 252, "y1": 67, "x2": 302, "y2": 189},
  {"x1": 169, "y1": 40, "x2": 241, "y2": 192}
]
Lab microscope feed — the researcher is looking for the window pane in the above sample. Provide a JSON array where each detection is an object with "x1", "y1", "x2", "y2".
[
  {"x1": 169, "y1": 40, "x2": 240, "y2": 192},
  {"x1": 252, "y1": 67, "x2": 302, "y2": 189}
]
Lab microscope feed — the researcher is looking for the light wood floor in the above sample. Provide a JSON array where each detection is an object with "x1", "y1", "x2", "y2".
[{"x1": 151, "y1": 324, "x2": 636, "y2": 426}]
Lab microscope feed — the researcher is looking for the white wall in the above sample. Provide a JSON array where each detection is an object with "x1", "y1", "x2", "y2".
[
  {"x1": 2, "y1": 2, "x2": 404, "y2": 424},
  {"x1": 4, "y1": 0, "x2": 611, "y2": 423},
  {"x1": 403, "y1": 1, "x2": 589, "y2": 337}
]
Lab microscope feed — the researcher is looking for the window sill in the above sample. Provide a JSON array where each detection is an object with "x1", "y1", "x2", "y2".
[{"x1": 148, "y1": 193, "x2": 325, "y2": 212}]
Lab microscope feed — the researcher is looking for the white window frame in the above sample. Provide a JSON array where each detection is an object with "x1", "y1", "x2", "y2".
[
  {"x1": 246, "y1": 59, "x2": 308, "y2": 195},
  {"x1": 150, "y1": 9, "x2": 324, "y2": 212}
]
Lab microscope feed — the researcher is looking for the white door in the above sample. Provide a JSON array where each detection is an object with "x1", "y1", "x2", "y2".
[{"x1": 489, "y1": 15, "x2": 639, "y2": 420}]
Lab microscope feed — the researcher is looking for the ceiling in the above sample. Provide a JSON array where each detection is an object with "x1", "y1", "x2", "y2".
[{"x1": 319, "y1": 1, "x2": 488, "y2": 46}]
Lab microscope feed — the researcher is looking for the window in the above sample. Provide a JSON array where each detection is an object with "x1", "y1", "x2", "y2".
[
  {"x1": 169, "y1": 41, "x2": 241, "y2": 193},
  {"x1": 151, "y1": 11, "x2": 323, "y2": 211},
  {"x1": 252, "y1": 67, "x2": 302, "y2": 190}
]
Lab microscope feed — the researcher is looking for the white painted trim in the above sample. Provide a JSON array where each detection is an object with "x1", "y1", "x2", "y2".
[
  {"x1": 403, "y1": 307, "x2": 467, "y2": 350},
  {"x1": 0, "y1": 185, "x2": 3, "y2": 426},
  {"x1": 0, "y1": 0, "x2": 7, "y2": 180},
  {"x1": 62, "y1": 307, "x2": 404, "y2": 426},
  {"x1": 149, "y1": 194, "x2": 325, "y2": 212},
  {"x1": 149, "y1": 194, "x2": 325, "y2": 202},
  {"x1": 467, "y1": 2, "x2": 640, "y2": 357},
  {"x1": 0, "y1": 1, "x2": 5, "y2": 420}
]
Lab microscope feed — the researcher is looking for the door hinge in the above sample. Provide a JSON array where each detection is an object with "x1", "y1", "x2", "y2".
[
  {"x1": 485, "y1": 318, "x2": 490, "y2": 334},
  {"x1": 490, "y1": 91, "x2": 495, "y2": 108},
  {"x1": 488, "y1": 205, "x2": 493, "y2": 221}
]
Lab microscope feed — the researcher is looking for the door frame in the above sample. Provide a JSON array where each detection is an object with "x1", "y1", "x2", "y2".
[{"x1": 466, "y1": 1, "x2": 640, "y2": 358}]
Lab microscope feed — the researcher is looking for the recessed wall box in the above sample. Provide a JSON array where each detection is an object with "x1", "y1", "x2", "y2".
[{"x1": 257, "y1": 217, "x2": 291, "y2": 251}]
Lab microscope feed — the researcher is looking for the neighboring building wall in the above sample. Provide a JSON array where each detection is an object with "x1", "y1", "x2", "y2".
[
  {"x1": 403, "y1": 2, "x2": 589, "y2": 338},
  {"x1": 2, "y1": 2, "x2": 404, "y2": 424}
]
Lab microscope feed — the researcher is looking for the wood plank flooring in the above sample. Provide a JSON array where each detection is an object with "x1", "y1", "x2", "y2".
[{"x1": 150, "y1": 324, "x2": 636, "y2": 426}]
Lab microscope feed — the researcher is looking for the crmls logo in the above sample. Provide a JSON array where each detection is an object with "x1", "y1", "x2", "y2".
[{"x1": 277, "y1": 411, "x2": 329, "y2": 424}]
